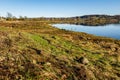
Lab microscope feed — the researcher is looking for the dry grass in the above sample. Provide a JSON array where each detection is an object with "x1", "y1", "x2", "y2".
[{"x1": 0, "y1": 21, "x2": 120, "y2": 79}]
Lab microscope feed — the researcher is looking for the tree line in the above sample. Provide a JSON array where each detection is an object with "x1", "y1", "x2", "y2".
[{"x1": 0, "y1": 12, "x2": 120, "y2": 26}]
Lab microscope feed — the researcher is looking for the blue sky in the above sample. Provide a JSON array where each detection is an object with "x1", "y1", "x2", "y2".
[{"x1": 0, "y1": 0, "x2": 120, "y2": 17}]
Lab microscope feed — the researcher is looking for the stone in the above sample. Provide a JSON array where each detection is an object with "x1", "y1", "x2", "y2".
[
  {"x1": 45, "y1": 62, "x2": 51, "y2": 66},
  {"x1": 77, "y1": 57, "x2": 89, "y2": 65},
  {"x1": 33, "y1": 60, "x2": 37, "y2": 64},
  {"x1": 111, "y1": 47, "x2": 116, "y2": 52}
]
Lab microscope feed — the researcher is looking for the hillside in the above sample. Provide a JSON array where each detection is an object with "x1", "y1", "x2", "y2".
[{"x1": 0, "y1": 21, "x2": 120, "y2": 80}]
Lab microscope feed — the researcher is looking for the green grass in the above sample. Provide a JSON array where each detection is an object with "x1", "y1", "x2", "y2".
[{"x1": 0, "y1": 21, "x2": 120, "y2": 79}]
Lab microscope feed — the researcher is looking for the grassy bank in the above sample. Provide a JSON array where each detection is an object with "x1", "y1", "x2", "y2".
[{"x1": 0, "y1": 21, "x2": 120, "y2": 80}]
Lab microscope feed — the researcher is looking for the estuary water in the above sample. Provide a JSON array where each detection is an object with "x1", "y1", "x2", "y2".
[{"x1": 53, "y1": 24, "x2": 120, "y2": 39}]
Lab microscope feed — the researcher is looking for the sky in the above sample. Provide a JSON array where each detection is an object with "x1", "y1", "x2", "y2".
[{"x1": 0, "y1": 0, "x2": 120, "y2": 17}]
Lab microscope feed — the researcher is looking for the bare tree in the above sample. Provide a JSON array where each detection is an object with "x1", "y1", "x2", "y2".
[
  {"x1": 6, "y1": 12, "x2": 13, "y2": 18},
  {"x1": 6, "y1": 12, "x2": 14, "y2": 21}
]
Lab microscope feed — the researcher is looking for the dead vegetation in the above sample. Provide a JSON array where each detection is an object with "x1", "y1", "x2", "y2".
[{"x1": 0, "y1": 21, "x2": 120, "y2": 80}]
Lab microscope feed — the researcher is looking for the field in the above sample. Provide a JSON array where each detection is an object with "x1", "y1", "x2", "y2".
[{"x1": 0, "y1": 21, "x2": 120, "y2": 80}]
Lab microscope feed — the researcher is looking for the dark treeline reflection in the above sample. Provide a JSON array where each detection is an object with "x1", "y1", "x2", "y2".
[{"x1": 57, "y1": 22, "x2": 120, "y2": 27}]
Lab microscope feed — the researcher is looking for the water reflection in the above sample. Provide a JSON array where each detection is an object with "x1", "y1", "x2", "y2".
[
  {"x1": 53, "y1": 24, "x2": 120, "y2": 39},
  {"x1": 69, "y1": 22, "x2": 115, "y2": 27}
]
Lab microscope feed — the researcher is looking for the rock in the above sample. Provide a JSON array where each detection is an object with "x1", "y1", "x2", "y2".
[
  {"x1": 45, "y1": 62, "x2": 51, "y2": 66},
  {"x1": 110, "y1": 44, "x2": 117, "y2": 51},
  {"x1": 87, "y1": 37, "x2": 91, "y2": 40},
  {"x1": 33, "y1": 60, "x2": 37, "y2": 64},
  {"x1": 77, "y1": 57, "x2": 89, "y2": 65},
  {"x1": 111, "y1": 47, "x2": 116, "y2": 52},
  {"x1": 61, "y1": 74, "x2": 67, "y2": 80}
]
